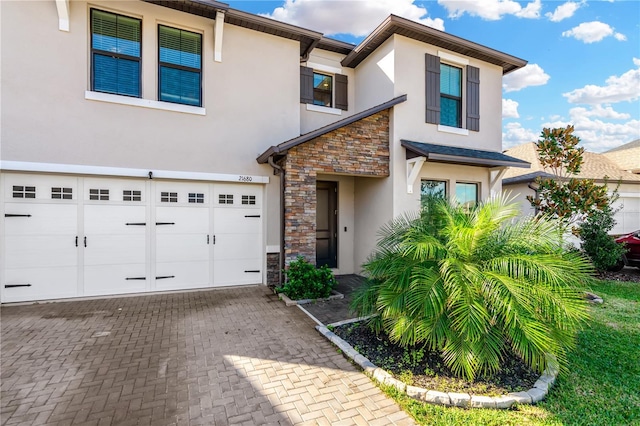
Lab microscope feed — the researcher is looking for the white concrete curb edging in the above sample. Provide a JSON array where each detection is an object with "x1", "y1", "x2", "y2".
[
  {"x1": 316, "y1": 324, "x2": 559, "y2": 409},
  {"x1": 278, "y1": 290, "x2": 344, "y2": 306}
]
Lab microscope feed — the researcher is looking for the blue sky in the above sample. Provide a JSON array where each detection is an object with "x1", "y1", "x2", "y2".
[{"x1": 225, "y1": 0, "x2": 639, "y2": 153}]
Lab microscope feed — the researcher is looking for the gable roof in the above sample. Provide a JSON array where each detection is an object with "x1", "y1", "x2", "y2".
[
  {"x1": 503, "y1": 142, "x2": 640, "y2": 184},
  {"x1": 256, "y1": 95, "x2": 407, "y2": 164},
  {"x1": 402, "y1": 140, "x2": 530, "y2": 168},
  {"x1": 148, "y1": 2, "x2": 525, "y2": 73},
  {"x1": 341, "y1": 15, "x2": 527, "y2": 74}
]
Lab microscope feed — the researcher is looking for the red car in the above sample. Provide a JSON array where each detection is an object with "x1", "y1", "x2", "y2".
[{"x1": 614, "y1": 230, "x2": 640, "y2": 269}]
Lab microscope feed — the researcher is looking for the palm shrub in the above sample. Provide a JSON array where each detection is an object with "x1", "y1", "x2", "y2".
[{"x1": 351, "y1": 195, "x2": 592, "y2": 381}]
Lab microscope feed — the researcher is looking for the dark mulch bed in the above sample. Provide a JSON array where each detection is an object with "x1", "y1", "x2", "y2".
[
  {"x1": 334, "y1": 321, "x2": 540, "y2": 396},
  {"x1": 597, "y1": 267, "x2": 640, "y2": 283}
]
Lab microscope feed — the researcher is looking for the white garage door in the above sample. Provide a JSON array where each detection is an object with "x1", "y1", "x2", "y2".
[
  {"x1": 3, "y1": 175, "x2": 79, "y2": 303},
  {"x1": 1, "y1": 173, "x2": 264, "y2": 303},
  {"x1": 83, "y1": 178, "x2": 148, "y2": 297}
]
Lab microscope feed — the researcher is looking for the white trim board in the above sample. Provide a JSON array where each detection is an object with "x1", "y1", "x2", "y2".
[{"x1": 0, "y1": 161, "x2": 269, "y2": 184}]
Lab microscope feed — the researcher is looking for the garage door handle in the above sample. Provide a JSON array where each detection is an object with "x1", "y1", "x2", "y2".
[
  {"x1": 84, "y1": 236, "x2": 87, "y2": 247},
  {"x1": 244, "y1": 270, "x2": 260, "y2": 273},
  {"x1": 4, "y1": 214, "x2": 32, "y2": 218},
  {"x1": 126, "y1": 277, "x2": 146, "y2": 280},
  {"x1": 5, "y1": 284, "x2": 31, "y2": 288},
  {"x1": 156, "y1": 222, "x2": 175, "y2": 225},
  {"x1": 126, "y1": 222, "x2": 146, "y2": 226},
  {"x1": 75, "y1": 236, "x2": 78, "y2": 247},
  {"x1": 244, "y1": 215, "x2": 261, "y2": 218},
  {"x1": 207, "y1": 235, "x2": 210, "y2": 244},
  {"x1": 156, "y1": 275, "x2": 175, "y2": 280}
]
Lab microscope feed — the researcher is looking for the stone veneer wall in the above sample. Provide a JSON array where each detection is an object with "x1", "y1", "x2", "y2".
[
  {"x1": 266, "y1": 252, "x2": 280, "y2": 287},
  {"x1": 283, "y1": 109, "x2": 391, "y2": 264}
]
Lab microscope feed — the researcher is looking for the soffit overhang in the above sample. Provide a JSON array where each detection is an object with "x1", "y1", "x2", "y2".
[{"x1": 402, "y1": 140, "x2": 531, "y2": 169}]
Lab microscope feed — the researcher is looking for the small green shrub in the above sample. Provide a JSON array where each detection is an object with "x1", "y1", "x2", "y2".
[
  {"x1": 277, "y1": 256, "x2": 337, "y2": 300},
  {"x1": 578, "y1": 207, "x2": 627, "y2": 271}
]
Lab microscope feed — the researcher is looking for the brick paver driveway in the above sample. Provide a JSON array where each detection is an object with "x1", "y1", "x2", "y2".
[{"x1": 1, "y1": 286, "x2": 414, "y2": 425}]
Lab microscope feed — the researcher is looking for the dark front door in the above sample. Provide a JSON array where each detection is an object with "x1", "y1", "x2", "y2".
[{"x1": 316, "y1": 181, "x2": 337, "y2": 268}]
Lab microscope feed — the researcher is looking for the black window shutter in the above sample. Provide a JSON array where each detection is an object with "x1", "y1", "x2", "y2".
[
  {"x1": 425, "y1": 54, "x2": 440, "y2": 124},
  {"x1": 466, "y1": 65, "x2": 480, "y2": 131},
  {"x1": 335, "y1": 74, "x2": 348, "y2": 110},
  {"x1": 300, "y1": 66, "x2": 313, "y2": 104}
]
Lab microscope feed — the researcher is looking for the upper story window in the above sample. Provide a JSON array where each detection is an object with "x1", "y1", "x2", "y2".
[
  {"x1": 313, "y1": 73, "x2": 333, "y2": 107},
  {"x1": 440, "y1": 64, "x2": 462, "y2": 128},
  {"x1": 91, "y1": 9, "x2": 141, "y2": 97},
  {"x1": 159, "y1": 25, "x2": 202, "y2": 107},
  {"x1": 300, "y1": 66, "x2": 348, "y2": 111},
  {"x1": 426, "y1": 53, "x2": 480, "y2": 132}
]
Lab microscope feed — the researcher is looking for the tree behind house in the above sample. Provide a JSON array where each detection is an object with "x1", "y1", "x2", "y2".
[{"x1": 528, "y1": 125, "x2": 611, "y2": 229}]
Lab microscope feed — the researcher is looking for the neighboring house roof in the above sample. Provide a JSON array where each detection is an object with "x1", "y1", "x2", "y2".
[
  {"x1": 341, "y1": 15, "x2": 527, "y2": 74},
  {"x1": 503, "y1": 142, "x2": 640, "y2": 184},
  {"x1": 256, "y1": 95, "x2": 408, "y2": 164},
  {"x1": 150, "y1": 2, "x2": 526, "y2": 74},
  {"x1": 401, "y1": 140, "x2": 531, "y2": 168},
  {"x1": 602, "y1": 139, "x2": 640, "y2": 173}
]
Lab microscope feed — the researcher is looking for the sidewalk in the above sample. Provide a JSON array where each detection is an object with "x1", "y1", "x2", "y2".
[{"x1": 301, "y1": 275, "x2": 366, "y2": 325}]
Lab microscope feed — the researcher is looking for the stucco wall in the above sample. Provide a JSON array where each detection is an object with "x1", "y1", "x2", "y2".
[
  {"x1": 0, "y1": 0, "x2": 302, "y2": 248},
  {"x1": 353, "y1": 37, "x2": 396, "y2": 112},
  {"x1": 391, "y1": 35, "x2": 504, "y2": 152}
]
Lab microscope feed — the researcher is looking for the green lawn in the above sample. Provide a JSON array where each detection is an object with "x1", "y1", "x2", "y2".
[{"x1": 382, "y1": 279, "x2": 640, "y2": 426}]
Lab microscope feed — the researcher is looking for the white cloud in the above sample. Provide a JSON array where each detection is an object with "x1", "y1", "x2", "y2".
[
  {"x1": 263, "y1": 0, "x2": 444, "y2": 36},
  {"x1": 502, "y1": 122, "x2": 539, "y2": 148},
  {"x1": 614, "y1": 33, "x2": 627, "y2": 41},
  {"x1": 545, "y1": 1, "x2": 582, "y2": 22},
  {"x1": 561, "y1": 21, "x2": 626, "y2": 43},
  {"x1": 438, "y1": 0, "x2": 541, "y2": 20},
  {"x1": 563, "y1": 60, "x2": 640, "y2": 104},
  {"x1": 543, "y1": 107, "x2": 640, "y2": 152},
  {"x1": 503, "y1": 64, "x2": 550, "y2": 92},
  {"x1": 502, "y1": 99, "x2": 520, "y2": 118}
]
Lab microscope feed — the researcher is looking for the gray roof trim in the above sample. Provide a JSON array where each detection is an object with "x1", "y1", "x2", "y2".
[
  {"x1": 143, "y1": 0, "x2": 229, "y2": 19},
  {"x1": 342, "y1": 15, "x2": 527, "y2": 74},
  {"x1": 257, "y1": 95, "x2": 407, "y2": 164},
  {"x1": 148, "y1": 1, "x2": 323, "y2": 57},
  {"x1": 401, "y1": 140, "x2": 531, "y2": 169},
  {"x1": 502, "y1": 171, "x2": 554, "y2": 185},
  {"x1": 316, "y1": 37, "x2": 356, "y2": 55}
]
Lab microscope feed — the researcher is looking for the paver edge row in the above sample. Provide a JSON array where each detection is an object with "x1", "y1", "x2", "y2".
[{"x1": 315, "y1": 323, "x2": 558, "y2": 409}]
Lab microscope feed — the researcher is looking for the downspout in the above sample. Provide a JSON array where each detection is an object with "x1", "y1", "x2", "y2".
[
  {"x1": 528, "y1": 182, "x2": 540, "y2": 215},
  {"x1": 268, "y1": 155, "x2": 285, "y2": 286}
]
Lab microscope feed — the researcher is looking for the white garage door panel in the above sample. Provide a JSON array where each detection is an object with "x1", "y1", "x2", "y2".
[
  {"x1": 83, "y1": 235, "x2": 147, "y2": 265},
  {"x1": 4, "y1": 204, "x2": 77, "y2": 236},
  {"x1": 84, "y1": 265, "x2": 147, "y2": 296},
  {"x1": 213, "y1": 259, "x2": 262, "y2": 286},
  {"x1": 155, "y1": 206, "x2": 210, "y2": 290},
  {"x1": 3, "y1": 202, "x2": 78, "y2": 302},
  {"x1": 5, "y1": 235, "x2": 78, "y2": 268},
  {"x1": 214, "y1": 209, "x2": 261, "y2": 234},
  {"x1": 156, "y1": 234, "x2": 209, "y2": 263},
  {"x1": 84, "y1": 205, "x2": 147, "y2": 234},
  {"x1": 213, "y1": 233, "x2": 261, "y2": 260},
  {"x1": 3, "y1": 267, "x2": 78, "y2": 302},
  {"x1": 155, "y1": 262, "x2": 210, "y2": 290}
]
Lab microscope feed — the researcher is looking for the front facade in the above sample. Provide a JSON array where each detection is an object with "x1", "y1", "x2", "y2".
[{"x1": 1, "y1": 1, "x2": 527, "y2": 303}]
